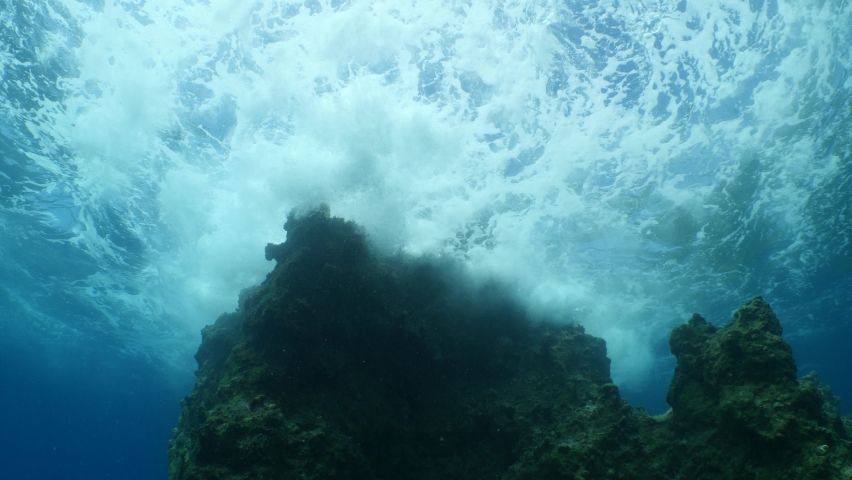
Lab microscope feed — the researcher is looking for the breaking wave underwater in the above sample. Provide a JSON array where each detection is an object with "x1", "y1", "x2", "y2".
[{"x1": 1, "y1": 0, "x2": 851, "y2": 476}]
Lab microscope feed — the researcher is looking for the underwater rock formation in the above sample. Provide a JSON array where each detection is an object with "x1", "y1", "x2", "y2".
[
  {"x1": 656, "y1": 299, "x2": 851, "y2": 479},
  {"x1": 169, "y1": 206, "x2": 852, "y2": 480}
]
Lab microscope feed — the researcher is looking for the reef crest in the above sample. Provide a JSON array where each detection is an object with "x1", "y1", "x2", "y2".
[{"x1": 169, "y1": 207, "x2": 851, "y2": 479}]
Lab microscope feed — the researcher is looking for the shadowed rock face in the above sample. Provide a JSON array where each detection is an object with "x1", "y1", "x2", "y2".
[{"x1": 169, "y1": 207, "x2": 852, "y2": 480}]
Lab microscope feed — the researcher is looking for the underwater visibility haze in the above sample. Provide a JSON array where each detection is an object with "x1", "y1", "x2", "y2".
[{"x1": 1, "y1": 0, "x2": 851, "y2": 478}]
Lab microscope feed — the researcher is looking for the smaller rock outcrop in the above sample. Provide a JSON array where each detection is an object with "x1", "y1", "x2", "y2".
[
  {"x1": 168, "y1": 206, "x2": 852, "y2": 480},
  {"x1": 659, "y1": 297, "x2": 850, "y2": 479}
]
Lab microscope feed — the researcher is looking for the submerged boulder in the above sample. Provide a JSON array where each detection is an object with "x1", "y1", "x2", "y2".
[{"x1": 169, "y1": 207, "x2": 852, "y2": 480}]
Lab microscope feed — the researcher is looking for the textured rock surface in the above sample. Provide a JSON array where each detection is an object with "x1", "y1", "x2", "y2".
[
  {"x1": 659, "y1": 298, "x2": 851, "y2": 479},
  {"x1": 169, "y1": 207, "x2": 852, "y2": 480}
]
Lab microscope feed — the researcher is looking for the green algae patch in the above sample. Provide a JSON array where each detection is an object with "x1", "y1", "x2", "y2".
[{"x1": 169, "y1": 206, "x2": 852, "y2": 480}]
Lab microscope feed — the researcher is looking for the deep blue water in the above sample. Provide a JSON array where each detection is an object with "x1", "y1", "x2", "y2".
[
  {"x1": 2, "y1": 0, "x2": 851, "y2": 478},
  {"x1": 0, "y1": 341, "x2": 192, "y2": 479}
]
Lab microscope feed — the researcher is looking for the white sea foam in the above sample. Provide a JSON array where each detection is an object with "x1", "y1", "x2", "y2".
[{"x1": 3, "y1": 0, "x2": 850, "y2": 390}]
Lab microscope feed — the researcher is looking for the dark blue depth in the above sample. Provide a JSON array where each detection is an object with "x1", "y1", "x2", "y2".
[{"x1": 0, "y1": 342, "x2": 193, "y2": 480}]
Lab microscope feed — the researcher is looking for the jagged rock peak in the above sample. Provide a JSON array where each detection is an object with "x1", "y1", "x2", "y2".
[{"x1": 169, "y1": 210, "x2": 852, "y2": 480}]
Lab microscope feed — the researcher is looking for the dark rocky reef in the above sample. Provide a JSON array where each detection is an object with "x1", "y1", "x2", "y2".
[
  {"x1": 658, "y1": 301, "x2": 851, "y2": 479},
  {"x1": 169, "y1": 207, "x2": 852, "y2": 479}
]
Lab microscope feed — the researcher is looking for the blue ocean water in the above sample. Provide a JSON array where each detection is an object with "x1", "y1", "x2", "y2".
[{"x1": 1, "y1": 0, "x2": 850, "y2": 478}]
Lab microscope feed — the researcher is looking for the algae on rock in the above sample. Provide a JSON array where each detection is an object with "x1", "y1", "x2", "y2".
[
  {"x1": 659, "y1": 297, "x2": 851, "y2": 480},
  {"x1": 169, "y1": 206, "x2": 852, "y2": 480}
]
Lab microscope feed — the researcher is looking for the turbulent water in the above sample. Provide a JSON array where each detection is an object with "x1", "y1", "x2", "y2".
[{"x1": 1, "y1": 0, "x2": 851, "y2": 478}]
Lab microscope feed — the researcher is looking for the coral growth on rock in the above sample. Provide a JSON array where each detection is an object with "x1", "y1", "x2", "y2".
[{"x1": 169, "y1": 206, "x2": 851, "y2": 480}]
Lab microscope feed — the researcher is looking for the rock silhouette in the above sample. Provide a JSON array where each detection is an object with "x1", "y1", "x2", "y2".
[{"x1": 169, "y1": 206, "x2": 851, "y2": 479}]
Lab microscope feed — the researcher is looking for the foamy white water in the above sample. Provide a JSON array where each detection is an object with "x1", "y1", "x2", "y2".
[{"x1": 1, "y1": 0, "x2": 850, "y2": 394}]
